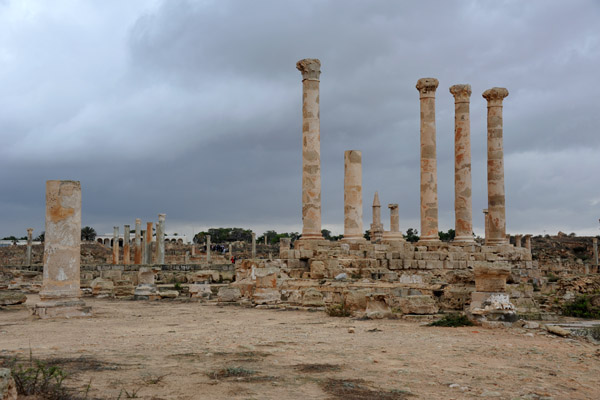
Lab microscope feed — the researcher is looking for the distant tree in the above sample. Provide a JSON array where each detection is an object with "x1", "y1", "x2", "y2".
[
  {"x1": 81, "y1": 226, "x2": 97, "y2": 241},
  {"x1": 194, "y1": 227, "x2": 253, "y2": 244},
  {"x1": 438, "y1": 229, "x2": 456, "y2": 242},
  {"x1": 363, "y1": 230, "x2": 371, "y2": 240},
  {"x1": 404, "y1": 228, "x2": 419, "y2": 243},
  {"x1": 321, "y1": 229, "x2": 332, "y2": 240},
  {"x1": 35, "y1": 232, "x2": 45, "y2": 242}
]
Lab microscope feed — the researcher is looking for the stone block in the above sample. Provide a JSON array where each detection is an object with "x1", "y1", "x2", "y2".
[
  {"x1": 388, "y1": 259, "x2": 402, "y2": 270},
  {"x1": 474, "y1": 264, "x2": 511, "y2": 292},
  {"x1": 218, "y1": 286, "x2": 241, "y2": 302},
  {"x1": 397, "y1": 295, "x2": 438, "y2": 315},
  {"x1": 421, "y1": 252, "x2": 440, "y2": 261},
  {"x1": 310, "y1": 260, "x2": 325, "y2": 279},
  {"x1": 253, "y1": 288, "x2": 281, "y2": 304},
  {"x1": 344, "y1": 289, "x2": 369, "y2": 310},
  {"x1": 302, "y1": 287, "x2": 324, "y2": 307},
  {"x1": 365, "y1": 294, "x2": 393, "y2": 319},
  {"x1": 90, "y1": 278, "x2": 114, "y2": 298},
  {"x1": 101, "y1": 270, "x2": 122, "y2": 281},
  {"x1": 0, "y1": 290, "x2": 27, "y2": 306}
]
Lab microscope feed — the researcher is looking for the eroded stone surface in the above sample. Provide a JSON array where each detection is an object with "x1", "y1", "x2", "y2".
[{"x1": 343, "y1": 150, "x2": 365, "y2": 242}]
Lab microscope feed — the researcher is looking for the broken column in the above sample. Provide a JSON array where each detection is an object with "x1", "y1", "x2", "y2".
[
  {"x1": 156, "y1": 214, "x2": 165, "y2": 264},
  {"x1": 483, "y1": 87, "x2": 509, "y2": 245},
  {"x1": 140, "y1": 230, "x2": 146, "y2": 264},
  {"x1": 134, "y1": 218, "x2": 142, "y2": 264},
  {"x1": 112, "y1": 226, "x2": 119, "y2": 265},
  {"x1": 296, "y1": 58, "x2": 323, "y2": 240},
  {"x1": 450, "y1": 84, "x2": 474, "y2": 243},
  {"x1": 514, "y1": 234, "x2": 522, "y2": 248},
  {"x1": 123, "y1": 225, "x2": 131, "y2": 265},
  {"x1": 206, "y1": 234, "x2": 211, "y2": 263},
  {"x1": 369, "y1": 192, "x2": 383, "y2": 243},
  {"x1": 34, "y1": 180, "x2": 90, "y2": 318},
  {"x1": 342, "y1": 150, "x2": 365, "y2": 242},
  {"x1": 252, "y1": 233, "x2": 256, "y2": 259},
  {"x1": 229, "y1": 243, "x2": 233, "y2": 259},
  {"x1": 524, "y1": 234, "x2": 532, "y2": 251},
  {"x1": 416, "y1": 78, "x2": 440, "y2": 243},
  {"x1": 383, "y1": 204, "x2": 404, "y2": 241},
  {"x1": 469, "y1": 264, "x2": 516, "y2": 325},
  {"x1": 26, "y1": 228, "x2": 33, "y2": 266},
  {"x1": 134, "y1": 266, "x2": 159, "y2": 300},
  {"x1": 145, "y1": 222, "x2": 153, "y2": 264}
]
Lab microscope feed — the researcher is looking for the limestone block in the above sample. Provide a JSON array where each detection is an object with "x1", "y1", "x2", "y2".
[
  {"x1": 383, "y1": 272, "x2": 398, "y2": 281},
  {"x1": 218, "y1": 286, "x2": 241, "y2": 302},
  {"x1": 159, "y1": 290, "x2": 178, "y2": 299},
  {"x1": 413, "y1": 252, "x2": 422, "y2": 260},
  {"x1": 399, "y1": 274, "x2": 423, "y2": 284},
  {"x1": 310, "y1": 260, "x2": 326, "y2": 279},
  {"x1": 302, "y1": 287, "x2": 324, "y2": 307},
  {"x1": 0, "y1": 368, "x2": 17, "y2": 400},
  {"x1": 299, "y1": 249, "x2": 314, "y2": 259},
  {"x1": 138, "y1": 267, "x2": 156, "y2": 285},
  {"x1": 421, "y1": 252, "x2": 440, "y2": 261},
  {"x1": 101, "y1": 270, "x2": 122, "y2": 281},
  {"x1": 473, "y1": 253, "x2": 487, "y2": 261},
  {"x1": 189, "y1": 284, "x2": 213, "y2": 299},
  {"x1": 474, "y1": 264, "x2": 510, "y2": 292},
  {"x1": 253, "y1": 288, "x2": 281, "y2": 304},
  {"x1": 397, "y1": 295, "x2": 438, "y2": 315},
  {"x1": 388, "y1": 260, "x2": 403, "y2": 270},
  {"x1": 365, "y1": 294, "x2": 393, "y2": 319},
  {"x1": 134, "y1": 283, "x2": 159, "y2": 300},
  {"x1": 90, "y1": 278, "x2": 114, "y2": 298},
  {"x1": 0, "y1": 290, "x2": 27, "y2": 306}
]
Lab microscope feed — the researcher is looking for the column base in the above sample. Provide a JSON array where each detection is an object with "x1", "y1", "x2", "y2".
[
  {"x1": 298, "y1": 234, "x2": 323, "y2": 241},
  {"x1": 453, "y1": 236, "x2": 475, "y2": 244},
  {"x1": 341, "y1": 236, "x2": 366, "y2": 243},
  {"x1": 33, "y1": 299, "x2": 91, "y2": 319},
  {"x1": 382, "y1": 232, "x2": 405, "y2": 241},
  {"x1": 417, "y1": 236, "x2": 441, "y2": 246}
]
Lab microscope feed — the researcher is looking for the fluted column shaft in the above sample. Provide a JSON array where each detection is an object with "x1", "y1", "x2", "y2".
[
  {"x1": 26, "y1": 228, "x2": 33, "y2": 266},
  {"x1": 134, "y1": 218, "x2": 142, "y2": 264},
  {"x1": 112, "y1": 226, "x2": 119, "y2": 265},
  {"x1": 483, "y1": 87, "x2": 509, "y2": 245},
  {"x1": 145, "y1": 222, "x2": 153, "y2": 264},
  {"x1": 343, "y1": 150, "x2": 365, "y2": 241},
  {"x1": 450, "y1": 84, "x2": 474, "y2": 243},
  {"x1": 388, "y1": 204, "x2": 400, "y2": 232},
  {"x1": 297, "y1": 58, "x2": 323, "y2": 240},
  {"x1": 157, "y1": 214, "x2": 166, "y2": 264},
  {"x1": 416, "y1": 78, "x2": 439, "y2": 242},
  {"x1": 251, "y1": 233, "x2": 256, "y2": 259},
  {"x1": 123, "y1": 225, "x2": 131, "y2": 265},
  {"x1": 206, "y1": 234, "x2": 211, "y2": 263}
]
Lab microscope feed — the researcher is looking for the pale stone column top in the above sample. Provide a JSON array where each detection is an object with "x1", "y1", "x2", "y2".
[
  {"x1": 135, "y1": 218, "x2": 141, "y2": 224},
  {"x1": 27, "y1": 228, "x2": 33, "y2": 234},
  {"x1": 388, "y1": 203, "x2": 398, "y2": 210},
  {"x1": 483, "y1": 209, "x2": 488, "y2": 213},
  {"x1": 482, "y1": 87, "x2": 509, "y2": 106},
  {"x1": 158, "y1": 213, "x2": 166, "y2": 221},
  {"x1": 373, "y1": 191, "x2": 380, "y2": 207},
  {"x1": 449, "y1": 84, "x2": 472, "y2": 102},
  {"x1": 296, "y1": 58, "x2": 321, "y2": 81},
  {"x1": 416, "y1": 78, "x2": 439, "y2": 98}
]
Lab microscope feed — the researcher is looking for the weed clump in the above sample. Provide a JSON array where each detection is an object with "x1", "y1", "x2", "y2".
[
  {"x1": 325, "y1": 298, "x2": 351, "y2": 317},
  {"x1": 6, "y1": 357, "x2": 72, "y2": 400},
  {"x1": 562, "y1": 295, "x2": 600, "y2": 319},
  {"x1": 209, "y1": 366, "x2": 255, "y2": 380},
  {"x1": 428, "y1": 313, "x2": 474, "y2": 327}
]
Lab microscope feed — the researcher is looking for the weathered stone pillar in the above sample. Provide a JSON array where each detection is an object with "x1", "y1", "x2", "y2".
[
  {"x1": 34, "y1": 180, "x2": 90, "y2": 318},
  {"x1": 134, "y1": 218, "x2": 142, "y2": 264},
  {"x1": 157, "y1": 214, "x2": 166, "y2": 264},
  {"x1": 383, "y1": 204, "x2": 404, "y2": 241},
  {"x1": 343, "y1": 150, "x2": 365, "y2": 242},
  {"x1": 450, "y1": 84, "x2": 474, "y2": 243},
  {"x1": 483, "y1": 87, "x2": 509, "y2": 245},
  {"x1": 593, "y1": 237, "x2": 598, "y2": 270},
  {"x1": 251, "y1": 232, "x2": 256, "y2": 259},
  {"x1": 145, "y1": 222, "x2": 153, "y2": 264},
  {"x1": 264, "y1": 235, "x2": 268, "y2": 245},
  {"x1": 524, "y1": 234, "x2": 532, "y2": 251},
  {"x1": 416, "y1": 78, "x2": 440, "y2": 242},
  {"x1": 191, "y1": 245, "x2": 196, "y2": 256},
  {"x1": 123, "y1": 225, "x2": 131, "y2": 265},
  {"x1": 370, "y1": 192, "x2": 383, "y2": 243},
  {"x1": 140, "y1": 230, "x2": 146, "y2": 264},
  {"x1": 229, "y1": 243, "x2": 233, "y2": 260},
  {"x1": 515, "y1": 234, "x2": 523, "y2": 248},
  {"x1": 483, "y1": 209, "x2": 490, "y2": 245},
  {"x1": 206, "y1": 234, "x2": 211, "y2": 263},
  {"x1": 297, "y1": 58, "x2": 323, "y2": 240},
  {"x1": 112, "y1": 226, "x2": 119, "y2": 265},
  {"x1": 26, "y1": 228, "x2": 33, "y2": 266}
]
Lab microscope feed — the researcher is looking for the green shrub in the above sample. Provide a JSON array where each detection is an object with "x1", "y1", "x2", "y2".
[
  {"x1": 7, "y1": 357, "x2": 71, "y2": 399},
  {"x1": 428, "y1": 313, "x2": 474, "y2": 327},
  {"x1": 326, "y1": 299, "x2": 351, "y2": 317},
  {"x1": 562, "y1": 295, "x2": 600, "y2": 319}
]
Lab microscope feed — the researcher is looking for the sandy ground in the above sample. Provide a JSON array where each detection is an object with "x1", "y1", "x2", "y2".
[{"x1": 1, "y1": 296, "x2": 599, "y2": 400}]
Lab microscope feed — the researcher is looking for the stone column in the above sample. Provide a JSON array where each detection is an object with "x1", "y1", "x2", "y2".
[
  {"x1": 123, "y1": 225, "x2": 131, "y2": 265},
  {"x1": 416, "y1": 78, "x2": 440, "y2": 242},
  {"x1": 26, "y1": 228, "x2": 33, "y2": 266},
  {"x1": 515, "y1": 234, "x2": 523, "y2": 248},
  {"x1": 483, "y1": 209, "x2": 490, "y2": 245},
  {"x1": 370, "y1": 192, "x2": 383, "y2": 243},
  {"x1": 206, "y1": 234, "x2": 211, "y2": 263},
  {"x1": 145, "y1": 222, "x2": 153, "y2": 264},
  {"x1": 343, "y1": 150, "x2": 365, "y2": 242},
  {"x1": 524, "y1": 234, "x2": 532, "y2": 251},
  {"x1": 450, "y1": 84, "x2": 474, "y2": 243},
  {"x1": 140, "y1": 230, "x2": 146, "y2": 264},
  {"x1": 483, "y1": 87, "x2": 509, "y2": 245},
  {"x1": 229, "y1": 243, "x2": 233, "y2": 260},
  {"x1": 157, "y1": 213, "x2": 166, "y2": 264},
  {"x1": 251, "y1": 232, "x2": 256, "y2": 259},
  {"x1": 191, "y1": 245, "x2": 196, "y2": 256},
  {"x1": 264, "y1": 235, "x2": 268, "y2": 245},
  {"x1": 112, "y1": 226, "x2": 119, "y2": 265},
  {"x1": 134, "y1": 218, "x2": 142, "y2": 264},
  {"x1": 296, "y1": 58, "x2": 323, "y2": 240},
  {"x1": 34, "y1": 180, "x2": 90, "y2": 318},
  {"x1": 383, "y1": 204, "x2": 404, "y2": 241},
  {"x1": 593, "y1": 238, "x2": 598, "y2": 271}
]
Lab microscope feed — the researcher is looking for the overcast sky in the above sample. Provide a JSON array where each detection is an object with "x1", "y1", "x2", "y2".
[{"x1": 1, "y1": 0, "x2": 599, "y2": 240}]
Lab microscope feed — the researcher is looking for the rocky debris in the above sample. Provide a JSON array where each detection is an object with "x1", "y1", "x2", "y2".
[
  {"x1": 396, "y1": 295, "x2": 438, "y2": 315},
  {"x1": 90, "y1": 278, "x2": 114, "y2": 298},
  {"x1": 218, "y1": 286, "x2": 241, "y2": 302},
  {"x1": 545, "y1": 324, "x2": 570, "y2": 337},
  {"x1": 302, "y1": 288, "x2": 324, "y2": 307},
  {"x1": 0, "y1": 290, "x2": 27, "y2": 306},
  {"x1": 189, "y1": 284, "x2": 212, "y2": 299},
  {"x1": 364, "y1": 294, "x2": 393, "y2": 319},
  {"x1": 114, "y1": 280, "x2": 135, "y2": 298},
  {"x1": 134, "y1": 283, "x2": 159, "y2": 300},
  {"x1": 0, "y1": 368, "x2": 17, "y2": 400}
]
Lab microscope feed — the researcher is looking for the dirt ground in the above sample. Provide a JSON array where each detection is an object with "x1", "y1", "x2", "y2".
[{"x1": 1, "y1": 296, "x2": 599, "y2": 400}]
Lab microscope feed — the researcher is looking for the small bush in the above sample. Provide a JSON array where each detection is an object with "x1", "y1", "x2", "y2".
[
  {"x1": 428, "y1": 313, "x2": 474, "y2": 327},
  {"x1": 7, "y1": 357, "x2": 71, "y2": 400},
  {"x1": 562, "y1": 295, "x2": 600, "y2": 319},
  {"x1": 326, "y1": 299, "x2": 351, "y2": 317},
  {"x1": 173, "y1": 283, "x2": 182, "y2": 291}
]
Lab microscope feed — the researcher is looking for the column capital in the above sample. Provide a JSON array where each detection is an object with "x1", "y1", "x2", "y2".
[
  {"x1": 373, "y1": 191, "x2": 380, "y2": 207},
  {"x1": 388, "y1": 203, "x2": 398, "y2": 210},
  {"x1": 449, "y1": 84, "x2": 472, "y2": 102},
  {"x1": 416, "y1": 78, "x2": 439, "y2": 98},
  {"x1": 482, "y1": 87, "x2": 509, "y2": 106},
  {"x1": 158, "y1": 213, "x2": 166, "y2": 222},
  {"x1": 27, "y1": 228, "x2": 34, "y2": 234},
  {"x1": 296, "y1": 58, "x2": 321, "y2": 81}
]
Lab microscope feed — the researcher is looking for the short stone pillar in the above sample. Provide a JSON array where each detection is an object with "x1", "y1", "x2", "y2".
[
  {"x1": 123, "y1": 225, "x2": 131, "y2": 265},
  {"x1": 416, "y1": 78, "x2": 440, "y2": 243},
  {"x1": 524, "y1": 234, "x2": 532, "y2": 251},
  {"x1": 156, "y1": 214, "x2": 166, "y2": 264},
  {"x1": 145, "y1": 222, "x2": 153, "y2": 264},
  {"x1": 229, "y1": 243, "x2": 233, "y2": 259},
  {"x1": 251, "y1": 232, "x2": 256, "y2": 259},
  {"x1": 112, "y1": 226, "x2": 119, "y2": 265},
  {"x1": 206, "y1": 234, "x2": 211, "y2": 263},
  {"x1": 370, "y1": 192, "x2": 383, "y2": 243},
  {"x1": 383, "y1": 204, "x2": 404, "y2": 241},
  {"x1": 469, "y1": 264, "x2": 516, "y2": 324},
  {"x1": 514, "y1": 234, "x2": 523, "y2": 248},
  {"x1": 483, "y1": 87, "x2": 509, "y2": 245},
  {"x1": 134, "y1": 218, "x2": 142, "y2": 264},
  {"x1": 134, "y1": 266, "x2": 158, "y2": 300},
  {"x1": 483, "y1": 209, "x2": 490, "y2": 245},
  {"x1": 342, "y1": 150, "x2": 365, "y2": 242},
  {"x1": 26, "y1": 228, "x2": 33, "y2": 266},
  {"x1": 593, "y1": 238, "x2": 598, "y2": 271},
  {"x1": 450, "y1": 84, "x2": 474, "y2": 243},
  {"x1": 296, "y1": 58, "x2": 323, "y2": 240},
  {"x1": 34, "y1": 180, "x2": 90, "y2": 318},
  {"x1": 264, "y1": 235, "x2": 268, "y2": 245},
  {"x1": 280, "y1": 238, "x2": 291, "y2": 252}
]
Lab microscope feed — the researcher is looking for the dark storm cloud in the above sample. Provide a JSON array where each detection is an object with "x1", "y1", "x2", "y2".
[{"x1": 1, "y1": 0, "x2": 599, "y2": 239}]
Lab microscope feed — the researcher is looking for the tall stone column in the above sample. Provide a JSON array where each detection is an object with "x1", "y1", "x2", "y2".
[
  {"x1": 297, "y1": 58, "x2": 323, "y2": 240},
  {"x1": 140, "y1": 230, "x2": 146, "y2": 264},
  {"x1": 483, "y1": 87, "x2": 509, "y2": 245},
  {"x1": 145, "y1": 222, "x2": 153, "y2": 264},
  {"x1": 26, "y1": 228, "x2": 33, "y2": 266},
  {"x1": 515, "y1": 234, "x2": 523, "y2": 248},
  {"x1": 416, "y1": 78, "x2": 440, "y2": 242},
  {"x1": 156, "y1": 214, "x2": 166, "y2": 264},
  {"x1": 34, "y1": 180, "x2": 90, "y2": 318},
  {"x1": 523, "y1": 234, "x2": 532, "y2": 251},
  {"x1": 450, "y1": 84, "x2": 474, "y2": 243},
  {"x1": 112, "y1": 226, "x2": 119, "y2": 265},
  {"x1": 483, "y1": 209, "x2": 490, "y2": 245},
  {"x1": 383, "y1": 204, "x2": 404, "y2": 241},
  {"x1": 206, "y1": 234, "x2": 211, "y2": 263},
  {"x1": 251, "y1": 233, "x2": 256, "y2": 259},
  {"x1": 343, "y1": 150, "x2": 365, "y2": 242},
  {"x1": 134, "y1": 218, "x2": 142, "y2": 264},
  {"x1": 370, "y1": 192, "x2": 383, "y2": 243},
  {"x1": 264, "y1": 235, "x2": 268, "y2": 245},
  {"x1": 123, "y1": 225, "x2": 131, "y2": 265}
]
